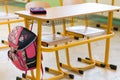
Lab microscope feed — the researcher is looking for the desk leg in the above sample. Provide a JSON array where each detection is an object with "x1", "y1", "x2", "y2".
[
  {"x1": 36, "y1": 20, "x2": 42, "y2": 80},
  {"x1": 21, "y1": 18, "x2": 41, "y2": 80},
  {"x1": 92, "y1": 11, "x2": 117, "y2": 70},
  {"x1": 104, "y1": 11, "x2": 113, "y2": 65},
  {"x1": 24, "y1": 18, "x2": 30, "y2": 29},
  {"x1": 104, "y1": 11, "x2": 117, "y2": 70}
]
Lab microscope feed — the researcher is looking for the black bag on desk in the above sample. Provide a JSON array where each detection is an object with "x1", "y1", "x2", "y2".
[{"x1": 30, "y1": 7, "x2": 47, "y2": 14}]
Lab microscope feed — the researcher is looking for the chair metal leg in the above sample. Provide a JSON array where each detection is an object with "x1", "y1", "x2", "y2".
[
  {"x1": 45, "y1": 45, "x2": 74, "y2": 79},
  {"x1": 60, "y1": 42, "x2": 95, "y2": 75},
  {"x1": 45, "y1": 50, "x2": 65, "y2": 80}
]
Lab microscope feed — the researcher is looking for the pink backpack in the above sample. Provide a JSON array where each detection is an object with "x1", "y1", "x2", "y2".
[{"x1": 8, "y1": 26, "x2": 37, "y2": 71}]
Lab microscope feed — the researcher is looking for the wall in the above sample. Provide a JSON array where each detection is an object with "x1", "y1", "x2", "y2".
[
  {"x1": 30, "y1": 0, "x2": 86, "y2": 6},
  {"x1": 31, "y1": 0, "x2": 60, "y2": 6},
  {"x1": 86, "y1": 0, "x2": 120, "y2": 19}
]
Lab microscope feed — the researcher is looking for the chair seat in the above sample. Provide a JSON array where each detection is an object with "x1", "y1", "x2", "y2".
[
  {"x1": 0, "y1": 12, "x2": 19, "y2": 20},
  {"x1": 66, "y1": 26, "x2": 105, "y2": 37},
  {"x1": 42, "y1": 34, "x2": 73, "y2": 46}
]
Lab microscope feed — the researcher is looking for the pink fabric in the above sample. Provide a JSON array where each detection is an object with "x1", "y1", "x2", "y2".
[
  {"x1": 26, "y1": 42, "x2": 36, "y2": 58},
  {"x1": 8, "y1": 26, "x2": 23, "y2": 49},
  {"x1": 8, "y1": 51, "x2": 27, "y2": 71},
  {"x1": 8, "y1": 42, "x2": 18, "y2": 49},
  {"x1": 15, "y1": 26, "x2": 23, "y2": 45},
  {"x1": 13, "y1": 59, "x2": 27, "y2": 71}
]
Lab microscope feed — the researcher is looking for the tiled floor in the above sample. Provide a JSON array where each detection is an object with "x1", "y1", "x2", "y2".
[
  {"x1": 0, "y1": 4, "x2": 120, "y2": 80},
  {"x1": 0, "y1": 21, "x2": 120, "y2": 80}
]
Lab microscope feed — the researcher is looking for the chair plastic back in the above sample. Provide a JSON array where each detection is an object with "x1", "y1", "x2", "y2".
[
  {"x1": 61, "y1": 0, "x2": 84, "y2": 6},
  {"x1": 0, "y1": 0, "x2": 9, "y2": 14},
  {"x1": 25, "y1": 1, "x2": 51, "y2": 11}
]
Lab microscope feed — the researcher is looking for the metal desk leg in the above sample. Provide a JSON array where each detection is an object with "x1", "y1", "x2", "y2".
[
  {"x1": 92, "y1": 11, "x2": 117, "y2": 70},
  {"x1": 35, "y1": 20, "x2": 42, "y2": 80},
  {"x1": 104, "y1": 11, "x2": 117, "y2": 70}
]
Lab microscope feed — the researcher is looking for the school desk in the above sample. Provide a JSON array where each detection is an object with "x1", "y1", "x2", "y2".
[{"x1": 15, "y1": 3, "x2": 120, "y2": 80}]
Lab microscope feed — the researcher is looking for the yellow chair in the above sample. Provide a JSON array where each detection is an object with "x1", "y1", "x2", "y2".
[
  {"x1": 58, "y1": 0, "x2": 102, "y2": 75},
  {"x1": 25, "y1": 1, "x2": 51, "y2": 10},
  {"x1": 95, "y1": 0, "x2": 118, "y2": 30},
  {"x1": 59, "y1": 0, "x2": 84, "y2": 26},
  {"x1": 61, "y1": 11, "x2": 106, "y2": 76},
  {"x1": 57, "y1": 0, "x2": 95, "y2": 74},
  {"x1": 60, "y1": 0, "x2": 84, "y2": 6},
  {"x1": 0, "y1": 0, "x2": 24, "y2": 49}
]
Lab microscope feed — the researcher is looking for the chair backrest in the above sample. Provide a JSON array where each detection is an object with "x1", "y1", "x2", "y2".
[
  {"x1": 0, "y1": 0, "x2": 20, "y2": 20},
  {"x1": 25, "y1": 1, "x2": 51, "y2": 11},
  {"x1": 0, "y1": 0, "x2": 9, "y2": 14},
  {"x1": 60, "y1": 0, "x2": 84, "y2": 6}
]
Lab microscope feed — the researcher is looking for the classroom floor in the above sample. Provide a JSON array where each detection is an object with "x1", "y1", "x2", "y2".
[{"x1": 0, "y1": 5, "x2": 120, "y2": 80}]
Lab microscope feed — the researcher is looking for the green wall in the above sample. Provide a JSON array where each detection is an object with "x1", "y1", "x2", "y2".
[
  {"x1": 31, "y1": 0, "x2": 87, "y2": 7},
  {"x1": 31, "y1": 0, "x2": 61, "y2": 7},
  {"x1": 10, "y1": 0, "x2": 87, "y2": 7}
]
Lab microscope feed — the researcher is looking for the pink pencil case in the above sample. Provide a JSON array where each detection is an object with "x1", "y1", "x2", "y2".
[{"x1": 30, "y1": 7, "x2": 47, "y2": 14}]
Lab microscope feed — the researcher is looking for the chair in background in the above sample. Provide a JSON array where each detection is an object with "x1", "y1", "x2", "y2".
[
  {"x1": 62, "y1": 18, "x2": 105, "y2": 75},
  {"x1": 59, "y1": 0, "x2": 84, "y2": 26},
  {"x1": 60, "y1": 0, "x2": 84, "y2": 6},
  {"x1": 95, "y1": 0, "x2": 118, "y2": 30},
  {"x1": 62, "y1": 20, "x2": 105, "y2": 73},
  {"x1": 57, "y1": 0, "x2": 105, "y2": 75},
  {"x1": 25, "y1": 1, "x2": 51, "y2": 29},
  {"x1": 0, "y1": 0, "x2": 24, "y2": 49},
  {"x1": 25, "y1": 1, "x2": 51, "y2": 10}
]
